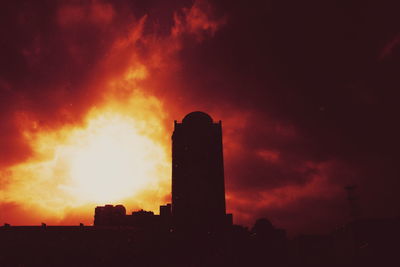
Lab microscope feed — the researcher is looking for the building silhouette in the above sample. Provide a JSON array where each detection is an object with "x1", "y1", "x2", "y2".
[
  {"x1": 93, "y1": 112, "x2": 231, "y2": 232},
  {"x1": 172, "y1": 111, "x2": 228, "y2": 231},
  {"x1": 3, "y1": 110, "x2": 399, "y2": 267},
  {"x1": 94, "y1": 204, "x2": 171, "y2": 229},
  {"x1": 94, "y1": 204, "x2": 126, "y2": 226}
]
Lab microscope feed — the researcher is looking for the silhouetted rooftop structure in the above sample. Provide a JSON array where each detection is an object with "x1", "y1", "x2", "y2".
[
  {"x1": 172, "y1": 111, "x2": 229, "y2": 232},
  {"x1": 182, "y1": 111, "x2": 213, "y2": 124}
]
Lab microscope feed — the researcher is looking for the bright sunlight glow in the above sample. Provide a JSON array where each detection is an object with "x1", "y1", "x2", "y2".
[
  {"x1": 1, "y1": 95, "x2": 170, "y2": 221},
  {"x1": 65, "y1": 114, "x2": 166, "y2": 203}
]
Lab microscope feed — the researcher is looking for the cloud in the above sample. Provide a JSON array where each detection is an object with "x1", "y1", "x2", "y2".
[{"x1": 57, "y1": 1, "x2": 115, "y2": 26}]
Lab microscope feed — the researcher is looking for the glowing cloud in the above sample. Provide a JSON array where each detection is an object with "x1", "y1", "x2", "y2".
[{"x1": 1, "y1": 92, "x2": 170, "y2": 223}]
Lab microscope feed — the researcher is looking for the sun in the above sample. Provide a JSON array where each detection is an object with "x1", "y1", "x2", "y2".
[
  {"x1": 65, "y1": 113, "x2": 166, "y2": 204},
  {"x1": 1, "y1": 95, "x2": 171, "y2": 220}
]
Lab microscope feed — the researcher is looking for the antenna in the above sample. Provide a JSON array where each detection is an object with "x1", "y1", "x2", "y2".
[{"x1": 344, "y1": 185, "x2": 361, "y2": 220}]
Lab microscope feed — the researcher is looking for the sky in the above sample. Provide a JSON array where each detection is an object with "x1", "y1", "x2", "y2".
[{"x1": 0, "y1": 0, "x2": 399, "y2": 235}]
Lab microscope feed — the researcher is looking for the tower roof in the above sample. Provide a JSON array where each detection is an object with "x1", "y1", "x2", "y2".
[{"x1": 182, "y1": 111, "x2": 213, "y2": 124}]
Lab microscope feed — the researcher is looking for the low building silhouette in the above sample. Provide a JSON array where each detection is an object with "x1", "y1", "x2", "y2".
[
  {"x1": 94, "y1": 204, "x2": 172, "y2": 230},
  {"x1": 94, "y1": 204, "x2": 126, "y2": 226}
]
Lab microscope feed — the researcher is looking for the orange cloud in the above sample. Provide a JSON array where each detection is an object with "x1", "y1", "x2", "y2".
[
  {"x1": 172, "y1": 0, "x2": 226, "y2": 41},
  {"x1": 58, "y1": 1, "x2": 114, "y2": 26},
  {"x1": 0, "y1": 0, "x2": 228, "y2": 226}
]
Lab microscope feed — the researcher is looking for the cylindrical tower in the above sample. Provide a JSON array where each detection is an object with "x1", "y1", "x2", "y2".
[{"x1": 172, "y1": 111, "x2": 226, "y2": 231}]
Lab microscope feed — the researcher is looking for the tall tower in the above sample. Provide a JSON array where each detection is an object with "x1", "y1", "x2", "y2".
[{"x1": 172, "y1": 111, "x2": 226, "y2": 231}]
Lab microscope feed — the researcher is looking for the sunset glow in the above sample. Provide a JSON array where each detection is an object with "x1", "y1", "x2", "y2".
[
  {"x1": 1, "y1": 92, "x2": 171, "y2": 223},
  {"x1": 67, "y1": 113, "x2": 167, "y2": 203},
  {"x1": 3, "y1": 0, "x2": 395, "y2": 235},
  {"x1": 0, "y1": 0, "x2": 226, "y2": 226}
]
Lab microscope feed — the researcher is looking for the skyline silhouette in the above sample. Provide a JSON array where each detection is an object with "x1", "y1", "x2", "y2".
[
  {"x1": 1, "y1": 1, "x2": 399, "y2": 235},
  {"x1": 93, "y1": 112, "x2": 233, "y2": 233},
  {"x1": 1, "y1": 1, "x2": 400, "y2": 265},
  {"x1": 1, "y1": 112, "x2": 399, "y2": 266}
]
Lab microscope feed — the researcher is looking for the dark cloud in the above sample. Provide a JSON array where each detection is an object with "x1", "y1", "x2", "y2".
[{"x1": 172, "y1": 0, "x2": 400, "y2": 231}]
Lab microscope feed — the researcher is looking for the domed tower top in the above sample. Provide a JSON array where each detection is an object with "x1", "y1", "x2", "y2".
[
  {"x1": 182, "y1": 111, "x2": 213, "y2": 124},
  {"x1": 172, "y1": 110, "x2": 226, "y2": 231}
]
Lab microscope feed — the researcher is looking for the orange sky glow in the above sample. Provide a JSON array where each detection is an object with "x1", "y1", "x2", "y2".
[
  {"x1": 0, "y1": 0, "x2": 224, "y2": 225},
  {"x1": 1, "y1": 0, "x2": 384, "y2": 235},
  {"x1": 0, "y1": 62, "x2": 174, "y2": 225}
]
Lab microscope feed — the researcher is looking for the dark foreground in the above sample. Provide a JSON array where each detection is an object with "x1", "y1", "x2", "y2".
[{"x1": 1, "y1": 218, "x2": 399, "y2": 267}]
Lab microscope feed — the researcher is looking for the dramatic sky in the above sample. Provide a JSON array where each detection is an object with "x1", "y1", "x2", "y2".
[{"x1": 1, "y1": 0, "x2": 399, "y2": 235}]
